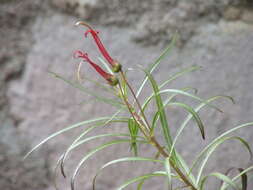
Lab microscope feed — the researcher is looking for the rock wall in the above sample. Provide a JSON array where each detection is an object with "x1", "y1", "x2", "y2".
[
  {"x1": 0, "y1": 1, "x2": 51, "y2": 189},
  {"x1": 1, "y1": 0, "x2": 253, "y2": 189},
  {"x1": 51, "y1": 0, "x2": 253, "y2": 45}
]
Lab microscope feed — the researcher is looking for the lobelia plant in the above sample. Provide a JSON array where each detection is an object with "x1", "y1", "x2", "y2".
[{"x1": 24, "y1": 21, "x2": 253, "y2": 190}]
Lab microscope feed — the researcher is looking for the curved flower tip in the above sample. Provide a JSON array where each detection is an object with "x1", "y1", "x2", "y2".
[
  {"x1": 73, "y1": 50, "x2": 86, "y2": 59},
  {"x1": 75, "y1": 21, "x2": 92, "y2": 29},
  {"x1": 73, "y1": 50, "x2": 119, "y2": 86},
  {"x1": 75, "y1": 20, "x2": 122, "y2": 73}
]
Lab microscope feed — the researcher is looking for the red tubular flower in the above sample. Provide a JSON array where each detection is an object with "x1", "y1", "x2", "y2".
[
  {"x1": 75, "y1": 21, "x2": 121, "y2": 73},
  {"x1": 74, "y1": 51, "x2": 118, "y2": 86}
]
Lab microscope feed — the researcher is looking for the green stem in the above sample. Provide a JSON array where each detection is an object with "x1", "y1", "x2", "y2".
[
  {"x1": 120, "y1": 71, "x2": 152, "y2": 131},
  {"x1": 117, "y1": 73, "x2": 197, "y2": 190}
]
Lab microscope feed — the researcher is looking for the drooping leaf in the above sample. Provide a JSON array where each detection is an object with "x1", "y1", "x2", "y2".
[
  {"x1": 23, "y1": 116, "x2": 127, "y2": 159},
  {"x1": 60, "y1": 110, "x2": 124, "y2": 177},
  {"x1": 221, "y1": 166, "x2": 253, "y2": 190},
  {"x1": 71, "y1": 140, "x2": 148, "y2": 190},
  {"x1": 168, "y1": 95, "x2": 235, "y2": 162},
  {"x1": 195, "y1": 136, "x2": 252, "y2": 185},
  {"x1": 151, "y1": 87, "x2": 197, "y2": 131},
  {"x1": 117, "y1": 171, "x2": 170, "y2": 190},
  {"x1": 199, "y1": 172, "x2": 240, "y2": 190},
  {"x1": 93, "y1": 157, "x2": 164, "y2": 190},
  {"x1": 167, "y1": 102, "x2": 206, "y2": 139},
  {"x1": 157, "y1": 89, "x2": 223, "y2": 112}
]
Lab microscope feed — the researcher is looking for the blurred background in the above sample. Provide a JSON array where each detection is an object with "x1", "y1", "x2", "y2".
[{"x1": 1, "y1": 0, "x2": 253, "y2": 189}]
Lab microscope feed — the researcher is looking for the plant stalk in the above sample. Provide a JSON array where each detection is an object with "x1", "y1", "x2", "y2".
[
  {"x1": 120, "y1": 71, "x2": 152, "y2": 131},
  {"x1": 117, "y1": 79, "x2": 197, "y2": 190}
]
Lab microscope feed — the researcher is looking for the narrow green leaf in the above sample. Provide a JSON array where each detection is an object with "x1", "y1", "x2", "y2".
[
  {"x1": 71, "y1": 140, "x2": 148, "y2": 190},
  {"x1": 158, "y1": 89, "x2": 223, "y2": 112},
  {"x1": 23, "y1": 117, "x2": 124, "y2": 160},
  {"x1": 199, "y1": 172, "x2": 240, "y2": 190},
  {"x1": 49, "y1": 71, "x2": 125, "y2": 109},
  {"x1": 173, "y1": 151, "x2": 197, "y2": 186},
  {"x1": 136, "y1": 33, "x2": 178, "y2": 98},
  {"x1": 190, "y1": 122, "x2": 253, "y2": 183},
  {"x1": 137, "y1": 179, "x2": 145, "y2": 190},
  {"x1": 61, "y1": 133, "x2": 143, "y2": 177},
  {"x1": 169, "y1": 95, "x2": 234, "y2": 158},
  {"x1": 117, "y1": 171, "x2": 169, "y2": 190},
  {"x1": 98, "y1": 57, "x2": 114, "y2": 74},
  {"x1": 196, "y1": 136, "x2": 252, "y2": 185},
  {"x1": 61, "y1": 110, "x2": 123, "y2": 177},
  {"x1": 142, "y1": 68, "x2": 172, "y2": 148},
  {"x1": 93, "y1": 157, "x2": 163, "y2": 190},
  {"x1": 159, "y1": 65, "x2": 201, "y2": 89},
  {"x1": 239, "y1": 168, "x2": 248, "y2": 190},
  {"x1": 221, "y1": 168, "x2": 247, "y2": 190},
  {"x1": 151, "y1": 87, "x2": 197, "y2": 131},
  {"x1": 143, "y1": 86, "x2": 197, "y2": 113},
  {"x1": 167, "y1": 102, "x2": 205, "y2": 139},
  {"x1": 221, "y1": 166, "x2": 253, "y2": 190}
]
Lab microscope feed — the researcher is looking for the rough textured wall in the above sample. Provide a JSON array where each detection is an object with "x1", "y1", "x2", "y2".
[
  {"x1": 1, "y1": 0, "x2": 253, "y2": 189},
  {"x1": 0, "y1": 1, "x2": 51, "y2": 190},
  {"x1": 51, "y1": 0, "x2": 253, "y2": 45}
]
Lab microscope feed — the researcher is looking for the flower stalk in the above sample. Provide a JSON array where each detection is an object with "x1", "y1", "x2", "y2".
[{"x1": 118, "y1": 73, "x2": 197, "y2": 190}]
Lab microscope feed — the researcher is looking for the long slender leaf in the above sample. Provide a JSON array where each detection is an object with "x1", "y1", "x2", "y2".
[
  {"x1": 56, "y1": 133, "x2": 146, "y2": 182},
  {"x1": 117, "y1": 171, "x2": 170, "y2": 190},
  {"x1": 158, "y1": 89, "x2": 223, "y2": 112},
  {"x1": 174, "y1": 151, "x2": 197, "y2": 186},
  {"x1": 239, "y1": 168, "x2": 247, "y2": 190},
  {"x1": 190, "y1": 122, "x2": 253, "y2": 181},
  {"x1": 143, "y1": 86, "x2": 197, "y2": 113},
  {"x1": 220, "y1": 168, "x2": 247, "y2": 190},
  {"x1": 221, "y1": 166, "x2": 253, "y2": 190},
  {"x1": 23, "y1": 117, "x2": 126, "y2": 159},
  {"x1": 196, "y1": 136, "x2": 252, "y2": 185},
  {"x1": 168, "y1": 102, "x2": 206, "y2": 139},
  {"x1": 140, "y1": 65, "x2": 200, "y2": 112},
  {"x1": 159, "y1": 65, "x2": 201, "y2": 89},
  {"x1": 61, "y1": 133, "x2": 144, "y2": 177},
  {"x1": 199, "y1": 172, "x2": 240, "y2": 190},
  {"x1": 165, "y1": 96, "x2": 234, "y2": 185},
  {"x1": 137, "y1": 179, "x2": 145, "y2": 190},
  {"x1": 60, "y1": 124, "x2": 106, "y2": 177},
  {"x1": 142, "y1": 68, "x2": 172, "y2": 148},
  {"x1": 136, "y1": 33, "x2": 178, "y2": 98},
  {"x1": 61, "y1": 110, "x2": 123, "y2": 176},
  {"x1": 49, "y1": 71, "x2": 125, "y2": 109},
  {"x1": 71, "y1": 140, "x2": 147, "y2": 190},
  {"x1": 93, "y1": 157, "x2": 164, "y2": 190},
  {"x1": 151, "y1": 87, "x2": 197, "y2": 131}
]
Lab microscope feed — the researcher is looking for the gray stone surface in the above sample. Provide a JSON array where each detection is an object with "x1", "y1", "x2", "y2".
[
  {"x1": 0, "y1": 0, "x2": 51, "y2": 189},
  {"x1": 1, "y1": 0, "x2": 253, "y2": 189},
  {"x1": 51, "y1": 0, "x2": 253, "y2": 46}
]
